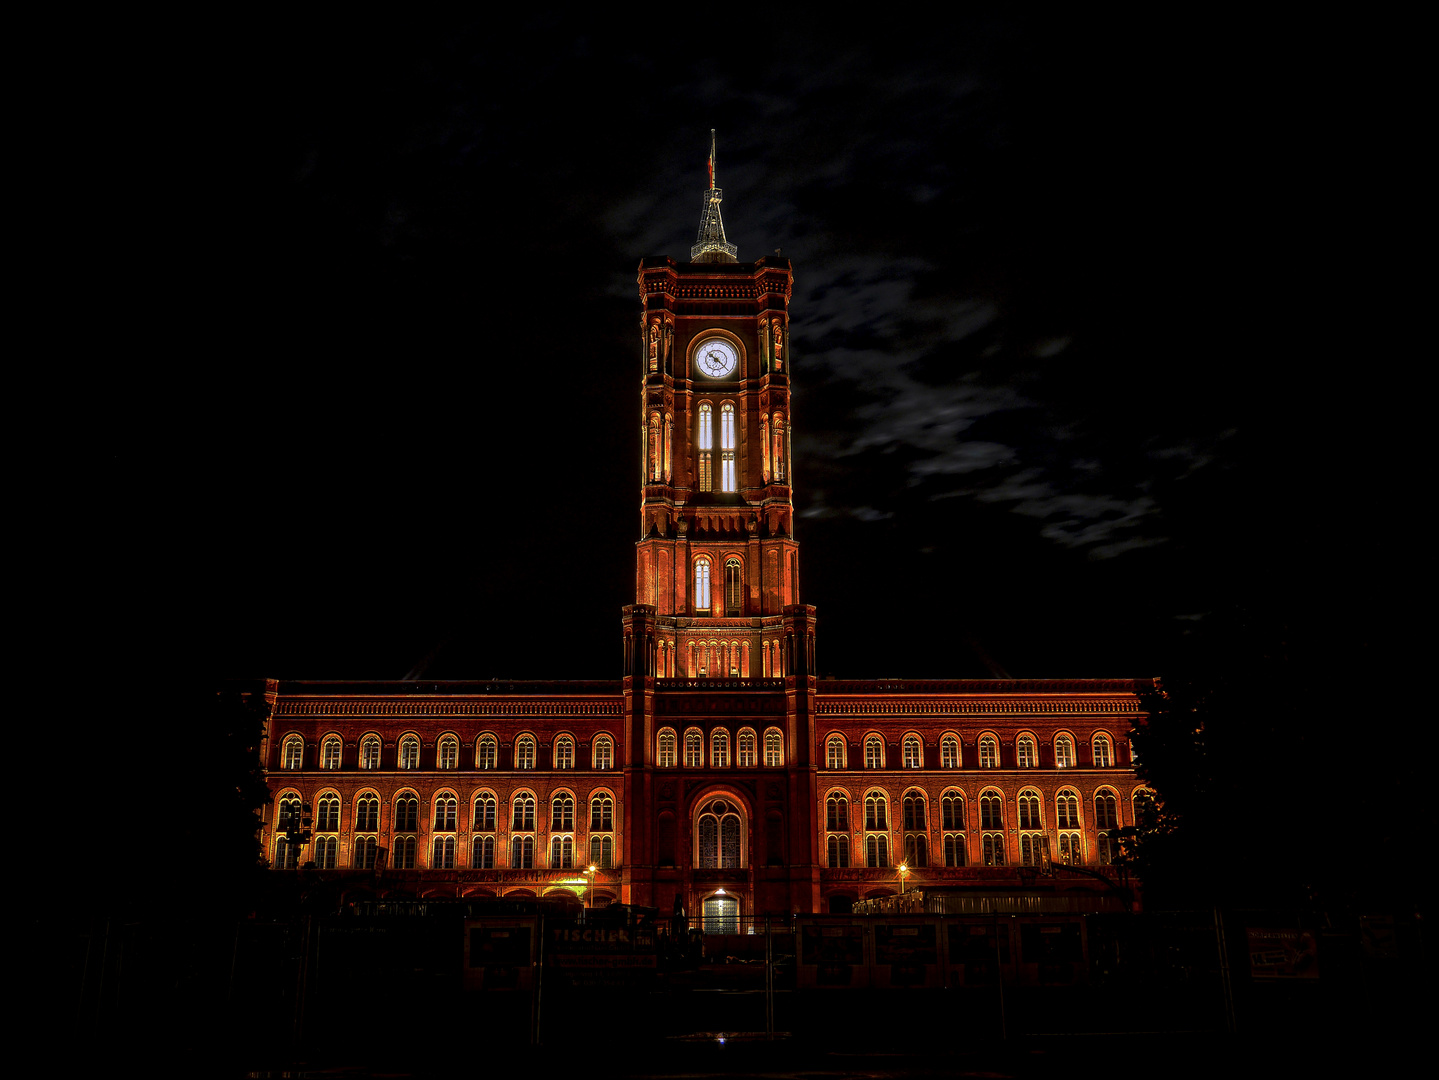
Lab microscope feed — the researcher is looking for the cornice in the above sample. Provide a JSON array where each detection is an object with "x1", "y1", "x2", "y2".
[
  {"x1": 274, "y1": 698, "x2": 624, "y2": 718},
  {"x1": 815, "y1": 697, "x2": 1143, "y2": 717}
]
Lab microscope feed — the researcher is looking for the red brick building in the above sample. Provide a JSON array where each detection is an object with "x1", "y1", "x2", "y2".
[{"x1": 258, "y1": 150, "x2": 1151, "y2": 923}]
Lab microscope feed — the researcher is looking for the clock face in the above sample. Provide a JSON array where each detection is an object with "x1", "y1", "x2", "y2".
[{"x1": 693, "y1": 337, "x2": 738, "y2": 379}]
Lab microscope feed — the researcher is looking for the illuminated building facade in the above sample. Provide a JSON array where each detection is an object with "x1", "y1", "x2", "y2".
[{"x1": 258, "y1": 142, "x2": 1150, "y2": 923}]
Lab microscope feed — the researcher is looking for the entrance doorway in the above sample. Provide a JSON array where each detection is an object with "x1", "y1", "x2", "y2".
[{"x1": 702, "y1": 895, "x2": 738, "y2": 934}]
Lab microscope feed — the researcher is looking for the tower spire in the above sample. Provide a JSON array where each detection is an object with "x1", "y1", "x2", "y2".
[{"x1": 691, "y1": 129, "x2": 738, "y2": 263}]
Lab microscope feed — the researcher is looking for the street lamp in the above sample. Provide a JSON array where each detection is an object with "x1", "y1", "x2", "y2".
[
  {"x1": 898, "y1": 862, "x2": 910, "y2": 894},
  {"x1": 583, "y1": 864, "x2": 597, "y2": 918}
]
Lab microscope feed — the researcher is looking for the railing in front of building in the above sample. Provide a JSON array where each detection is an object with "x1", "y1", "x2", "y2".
[{"x1": 655, "y1": 677, "x2": 786, "y2": 690}]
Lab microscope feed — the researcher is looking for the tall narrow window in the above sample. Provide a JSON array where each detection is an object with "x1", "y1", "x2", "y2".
[
  {"x1": 773, "y1": 414, "x2": 786, "y2": 482},
  {"x1": 434, "y1": 795, "x2": 457, "y2": 831},
  {"x1": 282, "y1": 736, "x2": 303, "y2": 771},
  {"x1": 826, "y1": 736, "x2": 846, "y2": 769},
  {"x1": 764, "y1": 728, "x2": 783, "y2": 767},
  {"x1": 648, "y1": 412, "x2": 661, "y2": 481},
  {"x1": 398, "y1": 736, "x2": 419, "y2": 770},
  {"x1": 1095, "y1": 791, "x2": 1118, "y2": 865},
  {"x1": 512, "y1": 794, "x2": 535, "y2": 831},
  {"x1": 720, "y1": 403, "x2": 736, "y2": 492},
  {"x1": 1055, "y1": 735, "x2": 1075, "y2": 768},
  {"x1": 902, "y1": 793, "x2": 926, "y2": 830},
  {"x1": 697, "y1": 404, "x2": 713, "y2": 492},
  {"x1": 658, "y1": 729, "x2": 677, "y2": 767},
  {"x1": 593, "y1": 736, "x2": 613, "y2": 770},
  {"x1": 826, "y1": 795, "x2": 849, "y2": 831},
  {"x1": 940, "y1": 736, "x2": 959, "y2": 768},
  {"x1": 865, "y1": 793, "x2": 888, "y2": 830},
  {"x1": 355, "y1": 794, "x2": 379, "y2": 832},
  {"x1": 760, "y1": 415, "x2": 770, "y2": 481},
  {"x1": 437, "y1": 737, "x2": 458, "y2": 770},
  {"x1": 979, "y1": 736, "x2": 998, "y2": 768},
  {"x1": 590, "y1": 794, "x2": 613, "y2": 831},
  {"x1": 1056, "y1": 790, "x2": 1080, "y2": 829},
  {"x1": 554, "y1": 737, "x2": 574, "y2": 770},
  {"x1": 711, "y1": 730, "x2": 730, "y2": 768},
  {"x1": 316, "y1": 794, "x2": 340, "y2": 832},
  {"x1": 864, "y1": 736, "x2": 883, "y2": 769},
  {"x1": 697, "y1": 799, "x2": 742, "y2": 868},
  {"x1": 1093, "y1": 734, "x2": 1113, "y2": 768},
  {"x1": 515, "y1": 736, "x2": 535, "y2": 770},
  {"x1": 724, "y1": 558, "x2": 742, "y2": 615},
  {"x1": 695, "y1": 557, "x2": 712, "y2": 613},
  {"x1": 551, "y1": 793, "x2": 574, "y2": 831},
  {"x1": 476, "y1": 736, "x2": 497, "y2": 770},
  {"x1": 1017, "y1": 736, "x2": 1037, "y2": 768},
  {"x1": 321, "y1": 737, "x2": 341, "y2": 770},
  {"x1": 474, "y1": 793, "x2": 496, "y2": 831},
  {"x1": 903, "y1": 736, "x2": 922, "y2": 768},
  {"x1": 394, "y1": 795, "x2": 418, "y2": 832},
  {"x1": 737, "y1": 729, "x2": 756, "y2": 767},
  {"x1": 685, "y1": 730, "x2": 703, "y2": 768},
  {"x1": 360, "y1": 736, "x2": 380, "y2": 770}
]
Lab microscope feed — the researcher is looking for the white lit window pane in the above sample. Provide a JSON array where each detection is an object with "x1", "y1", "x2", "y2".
[
  {"x1": 699, "y1": 406, "x2": 712, "y2": 450},
  {"x1": 721, "y1": 405, "x2": 735, "y2": 449}
]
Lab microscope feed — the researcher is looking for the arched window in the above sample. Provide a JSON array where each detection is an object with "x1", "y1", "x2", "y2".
[
  {"x1": 474, "y1": 793, "x2": 497, "y2": 831},
  {"x1": 393, "y1": 794, "x2": 418, "y2": 833},
  {"x1": 355, "y1": 792, "x2": 379, "y2": 832},
  {"x1": 281, "y1": 735, "x2": 303, "y2": 771},
  {"x1": 434, "y1": 794, "x2": 457, "y2": 831},
  {"x1": 684, "y1": 729, "x2": 704, "y2": 768},
  {"x1": 589, "y1": 834, "x2": 614, "y2": 868},
  {"x1": 515, "y1": 736, "x2": 536, "y2": 770},
  {"x1": 512, "y1": 793, "x2": 535, "y2": 831},
  {"x1": 826, "y1": 736, "x2": 846, "y2": 769},
  {"x1": 711, "y1": 729, "x2": 730, "y2": 768},
  {"x1": 902, "y1": 792, "x2": 926, "y2": 830},
  {"x1": 981, "y1": 833, "x2": 1004, "y2": 866},
  {"x1": 360, "y1": 736, "x2": 381, "y2": 770},
  {"x1": 315, "y1": 793, "x2": 340, "y2": 832},
  {"x1": 773, "y1": 414, "x2": 786, "y2": 483},
  {"x1": 866, "y1": 834, "x2": 889, "y2": 867},
  {"x1": 980, "y1": 790, "x2": 1004, "y2": 866},
  {"x1": 737, "y1": 729, "x2": 757, "y2": 767},
  {"x1": 657, "y1": 729, "x2": 677, "y2": 767},
  {"x1": 437, "y1": 736, "x2": 459, "y2": 770},
  {"x1": 476, "y1": 736, "x2": 498, "y2": 770},
  {"x1": 978, "y1": 736, "x2": 998, "y2": 768},
  {"x1": 393, "y1": 835, "x2": 416, "y2": 870},
  {"x1": 694, "y1": 557, "x2": 712, "y2": 613},
  {"x1": 1017, "y1": 735, "x2": 1037, "y2": 768},
  {"x1": 590, "y1": 794, "x2": 613, "y2": 831},
  {"x1": 697, "y1": 799, "x2": 742, "y2": 868},
  {"x1": 864, "y1": 736, "x2": 883, "y2": 769},
  {"x1": 940, "y1": 735, "x2": 960, "y2": 769},
  {"x1": 274, "y1": 833, "x2": 299, "y2": 869},
  {"x1": 432, "y1": 836, "x2": 455, "y2": 869},
  {"x1": 724, "y1": 557, "x2": 742, "y2": 615},
  {"x1": 1018, "y1": 790, "x2": 1042, "y2": 830},
  {"x1": 593, "y1": 735, "x2": 613, "y2": 770},
  {"x1": 648, "y1": 411, "x2": 661, "y2": 481},
  {"x1": 314, "y1": 835, "x2": 338, "y2": 868},
  {"x1": 554, "y1": 736, "x2": 574, "y2": 770},
  {"x1": 1055, "y1": 735, "x2": 1075, "y2": 768},
  {"x1": 865, "y1": 793, "x2": 888, "y2": 831},
  {"x1": 398, "y1": 736, "x2": 420, "y2": 770},
  {"x1": 760, "y1": 414, "x2": 771, "y2": 480},
  {"x1": 551, "y1": 793, "x2": 574, "y2": 831},
  {"x1": 720, "y1": 403, "x2": 737, "y2": 492},
  {"x1": 320, "y1": 736, "x2": 342, "y2": 770},
  {"x1": 511, "y1": 836, "x2": 534, "y2": 868},
  {"x1": 550, "y1": 835, "x2": 574, "y2": 869},
  {"x1": 826, "y1": 793, "x2": 849, "y2": 831},
  {"x1": 1095, "y1": 790, "x2": 1119, "y2": 864},
  {"x1": 1133, "y1": 788, "x2": 1157, "y2": 827},
  {"x1": 697, "y1": 403, "x2": 714, "y2": 492},
  {"x1": 354, "y1": 835, "x2": 378, "y2": 869},
  {"x1": 472, "y1": 835, "x2": 496, "y2": 868},
  {"x1": 1018, "y1": 790, "x2": 1044, "y2": 867},
  {"x1": 764, "y1": 728, "x2": 783, "y2": 767},
  {"x1": 902, "y1": 792, "x2": 927, "y2": 867},
  {"x1": 941, "y1": 790, "x2": 966, "y2": 867},
  {"x1": 1056, "y1": 789, "x2": 1080, "y2": 829},
  {"x1": 1093, "y1": 734, "x2": 1113, "y2": 768},
  {"x1": 902, "y1": 736, "x2": 923, "y2": 769},
  {"x1": 827, "y1": 834, "x2": 850, "y2": 867}
]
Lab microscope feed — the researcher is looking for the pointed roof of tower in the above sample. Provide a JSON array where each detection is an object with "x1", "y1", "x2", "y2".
[{"x1": 690, "y1": 129, "x2": 739, "y2": 263}]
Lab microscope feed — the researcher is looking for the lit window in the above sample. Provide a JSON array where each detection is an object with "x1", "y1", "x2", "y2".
[
  {"x1": 515, "y1": 736, "x2": 536, "y2": 770},
  {"x1": 314, "y1": 836, "x2": 337, "y2": 869},
  {"x1": 761, "y1": 414, "x2": 771, "y2": 481},
  {"x1": 944, "y1": 833, "x2": 967, "y2": 867},
  {"x1": 391, "y1": 835, "x2": 416, "y2": 869},
  {"x1": 589, "y1": 835, "x2": 614, "y2": 868},
  {"x1": 826, "y1": 736, "x2": 846, "y2": 769},
  {"x1": 865, "y1": 793, "x2": 888, "y2": 831},
  {"x1": 685, "y1": 730, "x2": 703, "y2": 768},
  {"x1": 826, "y1": 794, "x2": 849, "y2": 831},
  {"x1": 316, "y1": 794, "x2": 340, "y2": 832},
  {"x1": 982, "y1": 833, "x2": 1004, "y2": 866},
  {"x1": 902, "y1": 792, "x2": 926, "y2": 830},
  {"x1": 658, "y1": 729, "x2": 677, "y2": 767},
  {"x1": 827, "y1": 834, "x2": 850, "y2": 867},
  {"x1": 275, "y1": 795, "x2": 301, "y2": 834},
  {"x1": 711, "y1": 730, "x2": 730, "y2": 768},
  {"x1": 864, "y1": 736, "x2": 883, "y2": 769},
  {"x1": 398, "y1": 736, "x2": 419, "y2": 770},
  {"x1": 1018, "y1": 791, "x2": 1041, "y2": 830},
  {"x1": 321, "y1": 737, "x2": 341, "y2": 770},
  {"x1": 593, "y1": 736, "x2": 613, "y2": 770},
  {"x1": 472, "y1": 835, "x2": 495, "y2": 868},
  {"x1": 474, "y1": 793, "x2": 497, "y2": 831},
  {"x1": 737, "y1": 730, "x2": 756, "y2": 767},
  {"x1": 281, "y1": 736, "x2": 303, "y2": 771},
  {"x1": 432, "y1": 836, "x2": 455, "y2": 869},
  {"x1": 1093, "y1": 734, "x2": 1113, "y2": 768},
  {"x1": 904, "y1": 832, "x2": 928, "y2": 868},
  {"x1": 476, "y1": 736, "x2": 497, "y2": 770},
  {"x1": 394, "y1": 795, "x2": 418, "y2": 832},
  {"x1": 1018, "y1": 790, "x2": 1044, "y2": 867},
  {"x1": 941, "y1": 791, "x2": 965, "y2": 831},
  {"x1": 903, "y1": 792, "x2": 927, "y2": 868},
  {"x1": 773, "y1": 414, "x2": 786, "y2": 483},
  {"x1": 1055, "y1": 735, "x2": 1075, "y2": 769},
  {"x1": 438, "y1": 737, "x2": 458, "y2": 770},
  {"x1": 764, "y1": 728, "x2": 783, "y2": 767},
  {"x1": 354, "y1": 836, "x2": 378, "y2": 869},
  {"x1": 1020, "y1": 833, "x2": 1047, "y2": 867},
  {"x1": 724, "y1": 557, "x2": 742, "y2": 615},
  {"x1": 274, "y1": 834, "x2": 299, "y2": 869},
  {"x1": 697, "y1": 799, "x2": 741, "y2": 868},
  {"x1": 355, "y1": 793, "x2": 379, "y2": 832},
  {"x1": 434, "y1": 794, "x2": 457, "y2": 831},
  {"x1": 720, "y1": 403, "x2": 736, "y2": 492},
  {"x1": 940, "y1": 736, "x2": 959, "y2": 769},
  {"x1": 511, "y1": 794, "x2": 535, "y2": 831},
  {"x1": 590, "y1": 794, "x2": 613, "y2": 831},
  {"x1": 1095, "y1": 791, "x2": 1118, "y2": 864},
  {"x1": 866, "y1": 834, "x2": 889, "y2": 867},
  {"x1": 979, "y1": 737, "x2": 998, "y2": 768},
  {"x1": 554, "y1": 737, "x2": 574, "y2": 770},
  {"x1": 1017, "y1": 736, "x2": 1036, "y2": 768},
  {"x1": 1056, "y1": 789, "x2": 1080, "y2": 830},
  {"x1": 510, "y1": 836, "x2": 534, "y2": 869},
  {"x1": 695, "y1": 557, "x2": 712, "y2": 613},
  {"x1": 902, "y1": 736, "x2": 922, "y2": 769},
  {"x1": 551, "y1": 793, "x2": 574, "y2": 831},
  {"x1": 360, "y1": 736, "x2": 380, "y2": 770},
  {"x1": 550, "y1": 836, "x2": 574, "y2": 869},
  {"x1": 697, "y1": 404, "x2": 713, "y2": 492},
  {"x1": 1057, "y1": 832, "x2": 1082, "y2": 865},
  {"x1": 980, "y1": 790, "x2": 1004, "y2": 865}
]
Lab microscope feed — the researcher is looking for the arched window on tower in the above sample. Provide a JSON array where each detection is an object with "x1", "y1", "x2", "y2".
[
  {"x1": 648, "y1": 412, "x2": 662, "y2": 481},
  {"x1": 724, "y1": 558, "x2": 742, "y2": 616},
  {"x1": 773, "y1": 414, "x2": 786, "y2": 482},
  {"x1": 764, "y1": 728, "x2": 783, "y2": 767},
  {"x1": 684, "y1": 729, "x2": 704, "y2": 768},
  {"x1": 760, "y1": 414, "x2": 770, "y2": 482},
  {"x1": 720, "y1": 403, "x2": 736, "y2": 492},
  {"x1": 695, "y1": 557, "x2": 712, "y2": 614},
  {"x1": 697, "y1": 404, "x2": 713, "y2": 492},
  {"x1": 697, "y1": 799, "x2": 742, "y2": 868}
]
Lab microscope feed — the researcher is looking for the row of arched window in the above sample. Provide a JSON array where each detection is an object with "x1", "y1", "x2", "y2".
[
  {"x1": 825, "y1": 731, "x2": 1122, "y2": 770},
  {"x1": 279, "y1": 733, "x2": 615, "y2": 772},
  {"x1": 656, "y1": 726, "x2": 784, "y2": 768}
]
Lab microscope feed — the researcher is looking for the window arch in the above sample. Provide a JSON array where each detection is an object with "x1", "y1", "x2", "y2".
[
  {"x1": 360, "y1": 735, "x2": 381, "y2": 770},
  {"x1": 432, "y1": 792, "x2": 457, "y2": 832},
  {"x1": 979, "y1": 789, "x2": 1004, "y2": 866},
  {"x1": 590, "y1": 792, "x2": 613, "y2": 831},
  {"x1": 511, "y1": 793, "x2": 536, "y2": 831},
  {"x1": 314, "y1": 835, "x2": 338, "y2": 868},
  {"x1": 697, "y1": 403, "x2": 714, "y2": 492},
  {"x1": 393, "y1": 792, "x2": 418, "y2": 833},
  {"x1": 1054, "y1": 734, "x2": 1075, "y2": 768},
  {"x1": 593, "y1": 735, "x2": 613, "y2": 770},
  {"x1": 864, "y1": 735, "x2": 884, "y2": 769},
  {"x1": 978, "y1": 735, "x2": 999, "y2": 768},
  {"x1": 1018, "y1": 788, "x2": 1045, "y2": 866},
  {"x1": 657, "y1": 728, "x2": 677, "y2": 767},
  {"x1": 826, "y1": 791, "x2": 850, "y2": 831},
  {"x1": 696, "y1": 798, "x2": 743, "y2": 868},
  {"x1": 902, "y1": 790, "x2": 928, "y2": 867},
  {"x1": 772, "y1": 413, "x2": 786, "y2": 483},
  {"x1": 551, "y1": 792, "x2": 575, "y2": 831},
  {"x1": 711, "y1": 729, "x2": 730, "y2": 768},
  {"x1": 320, "y1": 736, "x2": 342, "y2": 770},
  {"x1": 355, "y1": 791, "x2": 379, "y2": 832},
  {"x1": 902, "y1": 735, "x2": 923, "y2": 769},
  {"x1": 472, "y1": 834, "x2": 496, "y2": 868},
  {"x1": 684, "y1": 728, "x2": 704, "y2": 768},
  {"x1": 940, "y1": 734, "x2": 960, "y2": 769},
  {"x1": 826, "y1": 735, "x2": 847, "y2": 770},
  {"x1": 393, "y1": 834, "x2": 417, "y2": 870},
  {"x1": 281, "y1": 735, "x2": 303, "y2": 771},
  {"x1": 1092, "y1": 733, "x2": 1114, "y2": 768},
  {"x1": 515, "y1": 735, "x2": 536, "y2": 770},
  {"x1": 864, "y1": 791, "x2": 888, "y2": 831},
  {"x1": 476, "y1": 735, "x2": 498, "y2": 770},
  {"x1": 1016, "y1": 734, "x2": 1037, "y2": 768},
  {"x1": 763, "y1": 727, "x2": 783, "y2": 767},
  {"x1": 723, "y1": 556, "x2": 742, "y2": 615},
  {"x1": 554, "y1": 736, "x2": 575, "y2": 770},
  {"x1": 550, "y1": 835, "x2": 574, "y2": 869},
  {"x1": 473, "y1": 792, "x2": 497, "y2": 831},
  {"x1": 719, "y1": 403, "x2": 737, "y2": 492},
  {"x1": 432, "y1": 835, "x2": 456, "y2": 869},
  {"x1": 315, "y1": 792, "x2": 340, "y2": 832},
  {"x1": 437, "y1": 735, "x2": 459, "y2": 770},
  {"x1": 1095, "y1": 788, "x2": 1119, "y2": 864},
  {"x1": 941, "y1": 789, "x2": 966, "y2": 867},
  {"x1": 737, "y1": 728, "x2": 757, "y2": 768},
  {"x1": 694, "y1": 557, "x2": 712, "y2": 613},
  {"x1": 398, "y1": 735, "x2": 420, "y2": 770},
  {"x1": 511, "y1": 835, "x2": 534, "y2": 869}
]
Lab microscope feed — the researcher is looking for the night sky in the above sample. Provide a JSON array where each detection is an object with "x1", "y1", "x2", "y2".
[{"x1": 151, "y1": 13, "x2": 1402, "y2": 688}]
